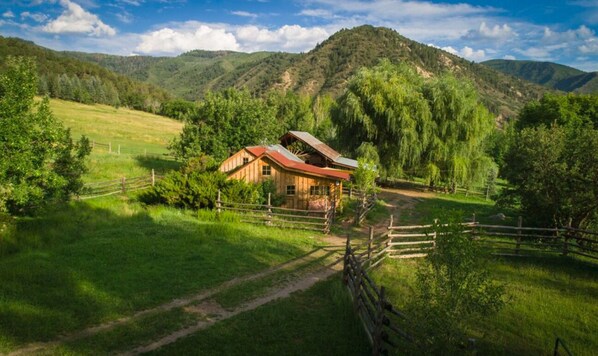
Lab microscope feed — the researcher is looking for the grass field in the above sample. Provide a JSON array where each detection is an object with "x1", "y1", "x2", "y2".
[
  {"x1": 373, "y1": 256, "x2": 598, "y2": 356},
  {"x1": 46, "y1": 98, "x2": 183, "y2": 181},
  {"x1": 0, "y1": 195, "x2": 324, "y2": 353}
]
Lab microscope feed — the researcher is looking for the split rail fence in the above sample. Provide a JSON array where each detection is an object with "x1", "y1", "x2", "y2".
[
  {"x1": 79, "y1": 169, "x2": 162, "y2": 199},
  {"x1": 385, "y1": 214, "x2": 598, "y2": 261},
  {"x1": 343, "y1": 230, "x2": 411, "y2": 355},
  {"x1": 342, "y1": 186, "x2": 377, "y2": 225},
  {"x1": 216, "y1": 191, "x2": 334, "y2": 233}
]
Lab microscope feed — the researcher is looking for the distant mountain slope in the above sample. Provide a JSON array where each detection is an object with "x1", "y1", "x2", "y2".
[
  {"x1": 0, "y1": 36, "x2": 170, "y2": 112},
  {"x1": 482, "y1": 59, "x2": 598, "y2": 94},
  {"x1": 61, "y1": 25, "x2": 548, "y2": 117},
  {"x1": 65, "y1": 50, "x2": 299, "y2": 100}
]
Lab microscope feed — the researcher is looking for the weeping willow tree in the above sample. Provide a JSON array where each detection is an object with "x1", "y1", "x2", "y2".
[
  {"x1": 333, "y1": 60, "x2": 432, "y2": 178},
  {"x1": 421, "y1": 74, "x2": 495, "y2": 189},
  {"x1": 334, "y1": 60, "x2": 495, "y2": 188}
]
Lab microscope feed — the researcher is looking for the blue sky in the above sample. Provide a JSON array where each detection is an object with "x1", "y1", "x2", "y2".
[{"x1": 1, "y1": 0, "x2": 597, "y2": 71}]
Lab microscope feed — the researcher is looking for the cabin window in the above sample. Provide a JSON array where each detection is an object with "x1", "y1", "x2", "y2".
[
  {"x1": 310, "y1": 185, "x2": 330, "y2": 196},
  {"x1": 262, "y1": 165, "x2": 271, "y2": 176},
  {"x1": 243, "y1": 157, "x2": 249, "y2": 165},
  {"x1": 286, "y1": 185, "x2": 296, "y2": 196}
]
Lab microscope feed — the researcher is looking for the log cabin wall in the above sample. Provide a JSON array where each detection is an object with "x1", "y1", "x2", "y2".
[
  {"x1": 227, "y1": 156, "x2": 342, "y2": 210},
  {"x1": 219, "y1": 149, "x2": 256, "y2": 173}
]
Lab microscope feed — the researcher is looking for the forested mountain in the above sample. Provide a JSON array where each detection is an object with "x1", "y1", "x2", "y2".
[
  {"x1": 482, "y1": 59, "x2": 598, "y2": 94},
  {"x1": 62, "y1": 26, "x2": 546, "y2": 117},
  {"x1": 0, "y1": 36, "x2": 170, "y2": 113}
]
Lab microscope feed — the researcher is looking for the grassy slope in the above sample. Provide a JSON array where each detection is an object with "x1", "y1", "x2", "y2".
[
  {"x1": 372, "y1": 192, "x2": 598, "y2": 355},
  {"x1": 482, "y1": 59, "x2": 584, "y2": 88},
  {"x1": 0, "y1": 195, "x2": 321, "y2": 352},
  {"x1": 47, "y1": 98, "x2": 183, "y2": 181}
]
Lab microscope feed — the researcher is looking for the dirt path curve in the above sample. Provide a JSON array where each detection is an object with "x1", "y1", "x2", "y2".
[
  {"x1": 7, "y1": 247, "x2": 340, "y2": 356},
  {"x1": 120, "y1": 258, "x2": 344, "y2": 356}
]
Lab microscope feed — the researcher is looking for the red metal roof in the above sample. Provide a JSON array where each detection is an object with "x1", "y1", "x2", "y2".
[{"x1": 244, "y1": 145, "x2": 349, "y2": 180}]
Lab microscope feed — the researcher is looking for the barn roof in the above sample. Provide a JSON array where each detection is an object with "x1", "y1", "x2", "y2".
[
  {"x1": 280, "y1": 131, "x2": 358, "y2": 169},
  {"x1": 245, "y1": 145, "x2": 349, "y2": 180}
]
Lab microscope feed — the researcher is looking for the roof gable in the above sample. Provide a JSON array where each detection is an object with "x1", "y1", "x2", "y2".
[{"x1": 281, "y1": 131, "x2": 342, "y2": 161}]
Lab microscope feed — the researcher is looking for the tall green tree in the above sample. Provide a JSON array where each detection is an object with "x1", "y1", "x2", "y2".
[
  {"x1": 333, "y1": 60, "x2": 495, "y2": 187},
  {"x1": 502, "y1": 125, "x2": 598, "y2": 229},
  {"x1": 170, "y1": 88, "x2": 280, "y2": 162},
  {"x1": 267, "y1": 90, "x2": 315, "y2": 132},
  {"x1": 421, "y1": 74, "x2": 495, "y2": 188},
  {"x1": 333, "y1": 60, "x2": 432, "y2": 177},
  {"x1": 517, "y1": 93, "x2": 598, "y2": 130},
  {"x1": 0, "y1": 57, "x2": 91, "y2": 215}
]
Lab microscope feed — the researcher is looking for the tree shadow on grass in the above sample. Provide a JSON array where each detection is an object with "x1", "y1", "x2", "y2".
[
  {"x1": 0, "y1": 199, "x2": 314, "y2": 352},
  {"x1": 135, "y1": 155, "x2": 181, "y2": 174}
]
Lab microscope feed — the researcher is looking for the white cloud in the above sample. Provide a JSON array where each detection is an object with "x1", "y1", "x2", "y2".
[
  {"x1": 231, "y1": 11, "x2": 258, "y2": 18},
  {"x1": 3, "y1": 11, "x2": 14, "y2": 18},
  {"x1": 439, "y1": 45, "x2": 485, "y2": 61},
  {"x1": 299, "y1": 9, "x2": 334, "y2": 18},
  {"x1": 580, "y1": 38, "x2": 598, "y2": 54},
  {"x1": 115, "y1": 12, "x2": 132, "y2": 24},
  {"x1": 235, "y1": 25, "x2": 329, "y2": 52},
  {"x1": 21, "y1": 12, "x2": 49, "y2": 23},
  {"x1": 136, "y1": 24, "x2": 240, "y2": 54},
  {"x1": 503, "y1": 54, "x2": 516, "y2": 60},
  {"x1": 542, "y1": 25, "x2": 595, "y2": 43},
  {"x1": 42, "y1": 0, "x2": 116, "y2": 36},
  {"x1": 463, "y1": 22, "x2": 516, "y2": 41}
]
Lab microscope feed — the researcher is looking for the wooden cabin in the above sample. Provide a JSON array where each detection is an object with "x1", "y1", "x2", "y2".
[
  {"x1": 219, "y1": 144, "x2": 349, "y2": 210},
  {"x1": 279, "y1": 131, "x2": 358, "y2": 171}
]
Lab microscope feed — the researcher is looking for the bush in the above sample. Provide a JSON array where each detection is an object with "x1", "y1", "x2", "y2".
[{"x1": 407, "y1": 214, "x2": 506, "y2": 353}]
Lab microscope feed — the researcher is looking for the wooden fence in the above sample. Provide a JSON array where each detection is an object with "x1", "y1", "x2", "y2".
[
  {"x1": 342, "y1": 186, "x2": 377, "y2": 225},
  {"x1": 216, "y1": 191, "x2": 334, "y2": 233},
  {"x1": 90, "y1": 140, "x2": 177, "y2": 160},
  {"x1": 343, "y1": 231, "x2": 411, "y2": 355},
  {"x1": 385, "y1": 215, "x2": 598, "y2": 261},
  {"x1": 79, "y1": 170, "x2": 161, "y2": 199}
]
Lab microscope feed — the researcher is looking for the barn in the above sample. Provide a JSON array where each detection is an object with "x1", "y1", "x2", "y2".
[{"x1": 219, "y1": 134, "x2": 356, "y2": 210}]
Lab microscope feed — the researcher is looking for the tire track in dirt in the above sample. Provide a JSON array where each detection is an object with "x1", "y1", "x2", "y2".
[{"x1": 7, "y1": 247, "x2": 341, "y2": 356}]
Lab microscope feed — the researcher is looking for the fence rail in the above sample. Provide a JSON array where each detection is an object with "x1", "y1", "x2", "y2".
[
  {"x1": 343, "y1": 232, "x2": 411, "y2": 355},
  {"x1": 90, "y1": 140, "x2": 177, "y2": 160},
  {"x1": 216, "y1": 191, "x2": 334, "y2": 233},
  {"x1": 385, "y1": 215, "x2": 598, "y2": 261},
  {"x1": 79, "y1": 170, "x2": 160, "y2": 199}
]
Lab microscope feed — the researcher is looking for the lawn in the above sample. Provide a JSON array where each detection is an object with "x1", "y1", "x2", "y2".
[
  {"x1": 46, "y1": 98, "x2": 184, "y2": 181},
  {"x1": 372, "y1": 256, "x2": 598, "y2": 355},
  {"x1": 0, "y1": 195, "x2": 322, "y2": 353}
]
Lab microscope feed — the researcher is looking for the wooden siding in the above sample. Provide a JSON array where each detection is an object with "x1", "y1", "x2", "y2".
[
  {"x1": 219, "y1": 149, "x2": 256, "y2": 173},
  {"x1": 227, "y1": 156, "x2": 342, "y2": 210}
]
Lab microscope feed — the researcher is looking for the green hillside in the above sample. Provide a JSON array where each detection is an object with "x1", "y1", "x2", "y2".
[
  {"x1": 63, "y1": 26, "x2": 546, "y2": 117},
  {"x1": 482, "y1": 59, "x2": 598, "y2": 94},
  {"x1": 0, "y1": 36, "x2": 171, "y2": 113},
  {"x1": 65, "y1": 50, "x2": 298, "y2": 100},
  {"x1": 47, "y1": 98, "x2": 183, "y2": 181}
]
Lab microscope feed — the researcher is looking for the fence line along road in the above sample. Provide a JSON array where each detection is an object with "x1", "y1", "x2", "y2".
[
  {"x1": 217, "y1": 191, "x2": 335, "y2": 234},
  {"x1": 90, "y1": 140, "x2": 177, "y2": 160},
  {"x1": 79, "y1": 169, "x2": 162, "y2": 200}
]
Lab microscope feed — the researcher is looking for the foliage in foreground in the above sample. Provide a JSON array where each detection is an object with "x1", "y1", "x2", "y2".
[
  {"x1": 0, "y1": 56, "x2": 90, "y2": 216},
  {"x1": 407, "y1": 216, "x2": 505, "y2": 353}
]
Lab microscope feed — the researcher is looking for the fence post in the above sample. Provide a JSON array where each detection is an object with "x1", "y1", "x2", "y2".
[
  {"x1": 343, "y1": 234, "x2": 351, "y2": 284},
  {"x1": 471, "y1": 213, "x2": 477, "y2": 236},
  {"x1": 121, "y1": 177, "x2": 126, "y2": 193},
  {"x1": 516, "y1": 216, "x2": 522, "y2": 255},
  {"x1": 354, "y1": 256, "x2": 362, "y2": 311},
  {"x1": 563, "y1": 218, "x2": 572, "y2": 256},
  {"x1": 267, "y1": 193, "x2": 272, "y2": 225},
  {"x1": 151, "y1": 169, "x2": 155, "y2": 187},
  {"x1": 433, "y1": 218, "x2": 439, "y2": 249},
  {"x1": 389, "y1": 214, "x2": 394, "y2": 230},
  {"x1": 217, "y1": 190, "x2": 221, "y2": 215},
  {"x1": 372, "y1": 286, "x2": 386, "y2": 356},
  {"x1": 349, "y1": 186, "x2": 353, "y2": 199},
  {"x1": 118, "y1": 144, "x2": 121, "y2": 155},
  {"x1": 367, "y1": 226, "x2": 374, "y2": 262},
  {"x1": 91, "y1": 140, "x2": 95, "y2": 149},
  {"x1": 109, "y1": 142, "x2": 112, "y2": 154}
]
